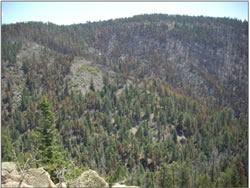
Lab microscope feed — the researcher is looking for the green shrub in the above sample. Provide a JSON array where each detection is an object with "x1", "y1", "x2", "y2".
[{"x1": 77, "y1": 64, "x2": 98, "y2": 76}]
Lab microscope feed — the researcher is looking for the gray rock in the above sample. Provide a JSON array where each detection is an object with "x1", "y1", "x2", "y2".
[
  {"x1": 2, "y1": 180, "x2": 33, "y2": 187},
  {"x1": 2, "y1": 162, "x2": 20, "y2": 176},
  {"x1": 2, "y1": 162, "x2": 56, "y2": 187},
  {"x1": 23, "y1": 167, "x2": 56, "y2": 187},
  {"x1": 68, "y1": 169, "x2": 108, "y2": 188},
  {"x1": 112, "y1": 183, "x2": 139, "y2": 188},
  {"x1": 56, "y1": 182, "x2": 67, "y2": 188},
  {"x1": 2, "y1": 174, "x2": 22, "y2": 183}
]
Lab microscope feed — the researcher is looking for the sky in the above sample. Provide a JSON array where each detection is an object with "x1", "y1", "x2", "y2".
[{"x1": 2, "y1": 2, "x2": 248, "y2": 25}]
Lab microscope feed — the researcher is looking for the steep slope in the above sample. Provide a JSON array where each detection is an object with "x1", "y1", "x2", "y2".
[
  {"x1": 2, "y1": 14, "x2": 248, "y2": 115},
  {"x1": 84, "y1": 15, "x2": 248, "y2": 115}
]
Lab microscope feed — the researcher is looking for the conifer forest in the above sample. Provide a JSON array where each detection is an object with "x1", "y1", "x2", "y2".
[{"x1": 2, "y1": 14, "x2": 248, "y2": 187}]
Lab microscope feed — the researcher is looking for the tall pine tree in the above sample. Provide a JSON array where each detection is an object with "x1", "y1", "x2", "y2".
[{"x1": 35, "y1": 96, "x2": 67, "y2": 183}]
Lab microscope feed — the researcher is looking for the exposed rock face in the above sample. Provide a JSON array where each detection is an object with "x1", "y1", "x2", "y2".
[
  {"x1": 2, "y1": 162, "x2": 20, "y2": 176},
  {"x1": 23, "y1": 167, "x2": 56, "y2": 187},
  {"x1": 2, "y1": 162, "x2": 33, "y2": 187},
  {"x1": 2, "y1": 162, "x2": 109, "y2": 188},
  {"x1": 2, "y1": 162, "x2": 56, "y2": 188},
  {"x1": 2, "y1": 180, "x2": 33, "y2": 188},
  {"x1": 68, "y1": 169, "x2": 108, "y2": 188},
  {"x1": 56, "y1": 182, "x2": 67, "y2": 188}
]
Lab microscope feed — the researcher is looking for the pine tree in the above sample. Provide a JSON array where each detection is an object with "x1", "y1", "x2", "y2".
[
  {"x1": 159, "y1": 162, "x2": 173, "y2": 187},
  {"x1": 2, "y1": 127, "x2": 13, "y2": 161},
  {"x1": 197, "y1": 174, "x2": 212, "y2": 188},
  {"x1": 134, "y1": 102, "x2": 141, "y2": 123},
  {"x1": 177, "y1": 113, "x2": 184, "y2": 135},
  {"x1": 231, "y1": 165, "x2": 240, "y2": 187},
  {"x1": 37, "y1": 96, "x2": 57, "y2": 163},
  {"x1": 144, "y1": 170, "x2": 155, "y2": 188},
  {"x1": 89, "y1": 78, "x2": 95, "y2": 91},
  {"x1": 35, "y1": 96, "x2": 67, "y2": 183},
  {"x1": 173, "y1": 129, "x2": 178, "y2": 144},
  {"x1": 180, "y1": 162, "x2": 191, "y2": 187}
]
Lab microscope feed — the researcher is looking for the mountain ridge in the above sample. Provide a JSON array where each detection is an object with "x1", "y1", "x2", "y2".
[{"x1": 2, "y1": 14, "x2": 248, "y2": 115}]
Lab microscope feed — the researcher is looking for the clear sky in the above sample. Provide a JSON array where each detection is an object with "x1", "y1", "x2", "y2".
[{"x1": 2, "y1": 2, "x2": 248, "y2": 25}]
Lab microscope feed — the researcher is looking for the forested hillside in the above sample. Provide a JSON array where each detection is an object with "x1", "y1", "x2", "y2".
[{"x1": 1, "y1": 14, "x2": 248, "y2": 187}]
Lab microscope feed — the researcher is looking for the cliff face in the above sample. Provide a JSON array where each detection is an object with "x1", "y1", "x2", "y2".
[{"x1": 2, "y1": 14, "x2": 248, "y2": 114}]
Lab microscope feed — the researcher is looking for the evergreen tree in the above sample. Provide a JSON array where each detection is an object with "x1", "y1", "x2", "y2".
[
  {"x1": 184, "y1": 114, "x2": 192, "y2": 137},
  {"x1": 179, "y1": 162, "x2": 191, "y2": 187},
  {"x1": 35, "y1": 96, "x2": 67, "y2": 183},
  {"x1": 37, "y1": 96, "x2": 57, "y2": 163},
  {"x1": 134, "y1": 102, "x2": 141, "y2": 123},
  {"x1": 173, "y1": 129, "x2": 178, "y2": 144},
  {"x1": 197, "y1": 174, "x2": 212, "y2": 188},
  {"x1": 89, "y1": 78, "x2": 95, "y2": 91},
  {"x1": 159, "y1": 162, "x2": 173, "y2": 187},
  {"x1": 177, "y1": 113, "x2": 184, "y2": 135},
  {"x1": 2, "y1": 127, "x2": 13, "y2": 161},
  {"x1": 144, "y1": 170, "x2": 155, "y2": 188},
  {"x1": 231, "y1": 165, "x2": 240, "y2": 187}
]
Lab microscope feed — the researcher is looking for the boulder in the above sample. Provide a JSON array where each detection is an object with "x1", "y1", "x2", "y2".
[
  {"x1": 2, "y1": 180, "x2": 33, "y2": 187},
  {"x1": 112, "y1": 183, "x2": 139, "y2": 188},
  {"x1": 56, "y1": 182, "x2": 67, "y2": 188},
  {"x1": 2, "y1": 162, "x2": 56, "y2": 187},
  {"x1": 2, "y1": 162, "x2": 20, "y2": 176},
  {"x1": 23, "y1": 167, "x2": 56, "y2": 187},
  {"x1": 1, "y1": 162, "x2": 32, "y2": 187},
  {"x1": 68, "y1": 169, "x2": 108, "y2": 187},
  {"x1": 2, "y1": 174, "x2": 22, "y2": 183}
]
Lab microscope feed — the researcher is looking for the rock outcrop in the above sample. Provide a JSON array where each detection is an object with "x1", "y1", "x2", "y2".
[
  {"x1": 112, "y1": 183, "x2": 139, "y2": 188},
  {"x1": 23, "y1": 167, "x2": 56, "y2": 187},
  {"x1": 56, "y1": 182, "x2": 67, "y2": 188},
  {"x1": 2, "y1": 162, "x2": 33, "y2": 187},
  {"x1": 68, "y1": 169, "x2": 108, "y2": 188},
  {"x1": 2, "y1": 162, "x2": 110, "y2": 188},
  {"x1": 2, "y1": 180, "x2": 33, "y2": 188},
  {"x1": 2, "y1": 162, "x2": 19, "y2": 176},
  {"x1": 2, "y1": 162, "x2": 55, "y2": 188}
]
